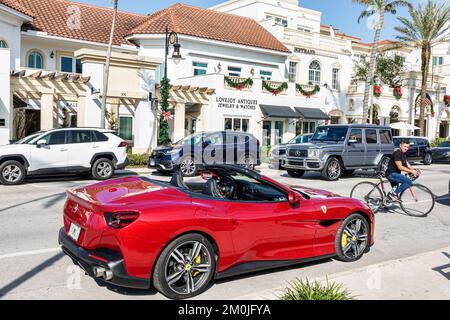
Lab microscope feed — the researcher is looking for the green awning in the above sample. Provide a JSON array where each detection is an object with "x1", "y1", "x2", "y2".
[
  {"x1": 294, "y1": 107, "x2": 330, "y2": 120},
  {"x1": 260, "y1": 105, "x2": 300, "y2": 118}
]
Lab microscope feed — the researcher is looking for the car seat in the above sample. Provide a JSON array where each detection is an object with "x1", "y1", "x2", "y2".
[
  {"x1": 170, "y1": 171, "x2": 189, "y2": 189},
  {"x1": 202, "y1": 179, "x2": 223, "y2": 198}
]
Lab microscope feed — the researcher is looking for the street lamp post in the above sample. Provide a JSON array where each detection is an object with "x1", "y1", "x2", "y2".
[{"x1": 164, "y1": 27, "x2": 182, "y2": 80}]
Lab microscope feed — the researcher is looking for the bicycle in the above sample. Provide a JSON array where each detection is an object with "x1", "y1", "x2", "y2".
[{"x1": 350, "y1": 169, "x2": 435, "y2": 217}]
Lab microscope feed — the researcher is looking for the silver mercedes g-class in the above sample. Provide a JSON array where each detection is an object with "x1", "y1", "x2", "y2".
[{"x1": 284, "y1": 124, "x2": 394, "y2": 180}]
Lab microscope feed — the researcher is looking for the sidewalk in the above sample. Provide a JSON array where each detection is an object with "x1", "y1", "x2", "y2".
[{"x1": 233, "y1": 247, "x2": 450, "y2": 300}]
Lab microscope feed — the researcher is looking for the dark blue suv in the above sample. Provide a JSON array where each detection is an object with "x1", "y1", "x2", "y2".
[{"x1": 148, "y1": 131, "x2": 261, "y2": 176}]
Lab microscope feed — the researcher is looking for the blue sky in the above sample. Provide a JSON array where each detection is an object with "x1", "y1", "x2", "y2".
[{"x1": 71, "y1": 0, "x2": 426, "y2": 42}]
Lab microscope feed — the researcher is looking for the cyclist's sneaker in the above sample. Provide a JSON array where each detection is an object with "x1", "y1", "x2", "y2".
[{"x1": 387, "y1": 192, "x2": 400, "y2": 202}]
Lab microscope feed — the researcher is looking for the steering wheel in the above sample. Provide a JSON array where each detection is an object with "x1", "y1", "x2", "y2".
[{"x1": 217, "y1": 176, "x2": 235, "y2": 199}]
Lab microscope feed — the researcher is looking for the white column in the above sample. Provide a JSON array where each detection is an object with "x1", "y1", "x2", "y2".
[
  {"x1": 133, "y1": 100, "x2": 154, "y2": 153},
  {"x1": 0, "y1": 49, "x2": 11, "y2": 144},
  {"x1": 173, "y1": 102, "x2": 186, "y2": 142},
  {"x1": 82, "y1": 61, "x2": 104, "y2": 127}
]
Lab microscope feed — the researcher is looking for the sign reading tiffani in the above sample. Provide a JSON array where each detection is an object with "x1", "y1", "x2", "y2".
[{"x1": 216, "y1": 97, "x2": 257, "y2": 110}]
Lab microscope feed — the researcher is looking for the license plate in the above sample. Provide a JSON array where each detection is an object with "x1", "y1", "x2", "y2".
[
  {"x1": 150, "y1": 158, "x2": 156, "y2": 166},
  {"x1": 68, "y1": 223, "x2": 81, "y2": 242}
]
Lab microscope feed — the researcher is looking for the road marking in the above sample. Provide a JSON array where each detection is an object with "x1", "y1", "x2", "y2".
[{"x1": 0, "y1": 247, "x2": 61, "y2": 260}]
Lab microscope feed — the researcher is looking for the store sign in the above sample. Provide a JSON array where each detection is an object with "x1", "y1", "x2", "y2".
[
  {"x1": 216, "y1": 97, "x2": 257, "y2": 110},
  {"x1": 294, "y1": 47, "x2": 316, "y2": 55},
  {"x1": 57, "y1": 101, "x2": 78, "y2": 109}
]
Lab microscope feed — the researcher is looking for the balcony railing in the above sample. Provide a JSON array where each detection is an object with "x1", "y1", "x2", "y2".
[
  {"x1": 262, "y1": 80, "x2": 288, "y2": 95},
  {"x1": 223, "y1": 76, "x2": 253, "y2": 91}
]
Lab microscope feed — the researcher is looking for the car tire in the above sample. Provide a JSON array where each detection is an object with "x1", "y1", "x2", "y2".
[
  {"x1": 377, "y1": 156, "x2": 390, "y2": 175},
  {"x1": 92, "y1": 158, "x2": 115, "y2": 180},
  {"x1": 423, "y1": 153, "x2": 432, "y2": 165},
  {"x1": 179, "y1": 156, "x2": 197, "y2": 177},
  {"x1": 334, "y1": 213, "x2": 370, "y2": 262},
  {"x1": 238, "y1": 154, "x2": 256, "y2": 170},
  {"x1": 0, "y1": 160, "x2": 26, "y2": 185},
  {"x1": 153, "y1": 233, "x2": 216, "y2": 300},
  {"x1": 287, "y1": 169, "x2": 305, "y2": 178},
  {"x1": 321, "y1": 157, "x2": 342, "y2": 181}
]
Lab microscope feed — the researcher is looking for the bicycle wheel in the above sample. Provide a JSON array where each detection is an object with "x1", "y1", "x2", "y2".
[
  {"x1": 350, "y1": 181, "x2": 383, "y2": 213},
  {"x1": 400, "y1": 184, "x2": 435, "y2": 217}
]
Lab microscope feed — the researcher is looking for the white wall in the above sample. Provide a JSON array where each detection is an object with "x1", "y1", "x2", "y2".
[
  {"x1": 0, "y1": 49, "x2": 11, "y2": 145},
  {"x1": 0, "y1": 16, "x2": 22, "y2": 70}
]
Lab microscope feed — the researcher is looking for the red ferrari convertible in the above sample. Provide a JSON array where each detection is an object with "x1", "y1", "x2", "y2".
[{"x1": 59, "y1": 164, "x2": 374, "y2": 299}]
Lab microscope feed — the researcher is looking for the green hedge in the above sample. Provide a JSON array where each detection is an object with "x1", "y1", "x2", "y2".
[
  {"x1": 261, "y1": 145, "x2": 271, "y2": 164},
  {"x1": 431, "y1": 137, "x2": 448, "y2": 148},
  {"x1": 127, "y1": 152, "x2": 149, "y2": 168}
]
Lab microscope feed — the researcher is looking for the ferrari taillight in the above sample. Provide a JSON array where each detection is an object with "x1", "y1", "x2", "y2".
[{"x1": 104, "y1": 211, "x2": 140, "y2": 229}]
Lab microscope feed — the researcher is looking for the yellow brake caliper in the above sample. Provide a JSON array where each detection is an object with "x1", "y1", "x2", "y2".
[
  {"x1": 192, "y1": 255, "x2": 201, "y2": 277},
  {"x1": 341, "y1": 233, "x2": 348, "y2": 248}
]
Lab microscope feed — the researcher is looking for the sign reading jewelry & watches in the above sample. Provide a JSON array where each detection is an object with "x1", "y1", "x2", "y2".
[{"x1": 216, "y1": 97, "x2": 258, "y2": 110}]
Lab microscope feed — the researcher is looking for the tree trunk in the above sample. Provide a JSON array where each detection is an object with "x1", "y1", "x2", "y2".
[
  {"x1": 362, "y1": 0, "x2": 386, "y2": 124},
  {"x1": 419, "y1": 43, "x2": 431, "y2": 137},
  {"x1": 100, "y1": 0, "x2": 118, "y2": 129}
]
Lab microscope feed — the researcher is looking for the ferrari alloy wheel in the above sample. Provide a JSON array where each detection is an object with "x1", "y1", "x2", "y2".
[
  {"x1": 153, "y1": 234, "x2": 216, "y2": 299},
  {"x1": 335, "y1": 214, "x2": 370, "y2": 262},
  {"x1": 0, "y1": 160, "x2": 26, "y2": 185},
  {"x1": 92, "y1": 158, "x2": 115, "y2": 180},
  {"x1": 179, "y1": 157, "x2": 197, "y2": 177},
  {"x1": 321, "y1": 157, "x2": 341, "y2": 181}
]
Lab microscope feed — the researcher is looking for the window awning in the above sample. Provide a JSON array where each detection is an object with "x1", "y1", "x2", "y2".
[
  {"x1": 294, "y1": 107, "x2": 330, "y2": 120},
  {"x1": 260, "y1": 105, "x2": 300, "y2": 118}
]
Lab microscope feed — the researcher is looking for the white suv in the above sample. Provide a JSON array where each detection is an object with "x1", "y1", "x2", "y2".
[{"x1": 0, "y1": 128, "x2": 129, "y2": 185}]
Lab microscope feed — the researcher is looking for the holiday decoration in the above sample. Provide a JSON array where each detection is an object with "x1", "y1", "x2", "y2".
[
  {"x1": 444, "y1": 95, "x2": 450, "y2": 105},
  {"x1": 158, "y1": 77, "x2": 172, "y2": 145},
  {"x1": 262, "y1": 80, "x2": 288, "y2": 96},
  {"x1": 373, "y1": 85, "x2": 382, "y2": 97},
  {"x1": 224, "y1": 76, "x2": 253, "y2": 90},
  {"x1": 296, "y1": 84, "x2": 321, "y2": 98},
  {"x1": 393, "y1": 86, "x2": 403, "y2": 100},
  {"x1": 163, "y1": 111, "x2": 172, "y2": 122}
]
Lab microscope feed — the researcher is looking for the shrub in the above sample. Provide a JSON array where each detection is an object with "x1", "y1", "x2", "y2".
[
  {"x1": 261, "y1": 145, "x2": 271, "y2": 164},
  {"x1": 280, "y1": 278, "x2": 353, "y2": 300},
  {"x1": 127, "y1": 152, "x2": 149, "y2": 168},
  {"x1": 431, "y1": 137, "x2": 448, "y2": 147}
]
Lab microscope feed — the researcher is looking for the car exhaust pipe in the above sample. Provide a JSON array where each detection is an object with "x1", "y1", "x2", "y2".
[
  {"x1": 93, "y1": 266, "x2": 106, "y2": 278},
  {"x1": 103, "y1": 270, "x2": 113, "y2": 281}
]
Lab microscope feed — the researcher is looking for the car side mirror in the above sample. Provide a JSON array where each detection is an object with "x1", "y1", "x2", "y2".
[
  {"x1": 36, "y1": 139, "x2": 47, "y2": 148},
  {"x1": 288, "y1": 191, "x2": 301, "y2": 207}
]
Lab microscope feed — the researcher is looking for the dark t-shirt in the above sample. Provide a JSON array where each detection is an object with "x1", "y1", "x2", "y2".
[{"x1": 386, "y1": 150, "x2": 408, "y2": 176}]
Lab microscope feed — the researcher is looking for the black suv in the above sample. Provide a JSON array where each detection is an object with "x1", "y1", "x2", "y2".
[
  {"x1": 149, "y1": 131, "x2": 261, "y2": 176},
  {"x1": 393, "y1": 136, "x2": 432, "y2": 165}
]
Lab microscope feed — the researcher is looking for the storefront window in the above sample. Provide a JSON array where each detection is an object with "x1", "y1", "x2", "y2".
[
  {"x1": 119, "y1": 117, "x2": 133, "y2": 141},
  {"x1": 260, "y1": 70, "x2": 272, "y2": 80},
  {"x1": 275, "y1": 121, "x2": 284, "y2": 144},
  {"x1": 224, "y1": 117, "x2": 249, "y2": 132},
  {"x1": 297, "y1": 121, "x2": 316, "y2": 135},
  {"x1": 60, "y1": 56, "x2": 83, "y2": 73},
  {"x1": 228, "y1": 66, "x2": 242, "y2": 77},
  {"x1": 263, "y1": 121, "x2": 272, "y2": 147}
]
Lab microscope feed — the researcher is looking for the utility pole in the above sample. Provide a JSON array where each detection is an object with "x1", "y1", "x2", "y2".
[{"x1": 100, "y1": 0, "x2": 118, "y2": 129}]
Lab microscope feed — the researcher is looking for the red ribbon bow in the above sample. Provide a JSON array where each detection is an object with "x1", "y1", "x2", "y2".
[
  {"x1": 163, "y1": 111, "x2": 172, "y2": 122},
  {"x1": 272, "y1": 89, "x2": 279, "y2": 96}
]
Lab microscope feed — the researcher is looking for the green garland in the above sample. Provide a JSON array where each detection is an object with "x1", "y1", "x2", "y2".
[
  {"x1": 296, "y1": 84, "x2": 320, "y2": 97},
  {"x1": 262, "y1": 80, "x2": 288, "y2": 95},
  {"x1": 158, "y1": 77, "x2": 172, "y2": 145},
  {"x1": 393, "y1": 86, "x2": 403, "y2": 100},
  {"x1": 224, "y1": 76, "x2": 253, "y2": 90}
]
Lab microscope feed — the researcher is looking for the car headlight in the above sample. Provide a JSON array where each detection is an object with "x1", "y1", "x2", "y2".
[
  {"x1": 270, "y1": 147, "x2": 279, "y2": 156},
  {"x1": 308, "y1": 149, "x2": 320, "y2": 158},
  {"x1": 167, "y1": 148, "x2": 182, "y2": 156}
]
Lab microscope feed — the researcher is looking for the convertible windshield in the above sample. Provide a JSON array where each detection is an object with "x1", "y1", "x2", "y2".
[
  {"x1": 174, "y1": 133, "x2": 204, "y2": 146},
  {"x1": 311, "y1": 127, "x2": 348, "y2": 142},
  {"x1": 14, "y1": 132, "x2": 44, "y2": 144}
]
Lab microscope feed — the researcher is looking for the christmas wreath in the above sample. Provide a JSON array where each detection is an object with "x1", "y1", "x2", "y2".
[
  {"x1": 262, "y1": 80, "x2": 288, "y2": 96},
  {"x1": 444, "y1": 95, "x2": 450, "y2": 105},
  {"x1": 373, "y1": 85, "x2": 382, "y2": 98},
  {"x1": 224, "y1": 76, "x2": 253, "y2": 90},
  {"x1": 393, "y1": 86, "x2": 403, "y2": 100},
  {"x1": 296, "y1": 84, "x2": 321, "y2": 98}
]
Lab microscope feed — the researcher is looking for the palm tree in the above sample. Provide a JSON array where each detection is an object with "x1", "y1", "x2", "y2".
[
  {"x1": 101, "y1": 0, "x2": 119, "y2": 129},
  {"x1": 395, "y1": 0, "x2": 450, "y2": 136},
  {"x1": 353, "y1": 0, "x2": 412, "y2": 123}
]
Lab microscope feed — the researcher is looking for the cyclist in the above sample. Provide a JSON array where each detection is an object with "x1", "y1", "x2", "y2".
[{"x1": 385, "y1": 139, "x2": 420, "y2": 201}]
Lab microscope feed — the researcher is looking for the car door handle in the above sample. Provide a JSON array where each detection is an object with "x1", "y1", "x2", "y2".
[
  {"x1": 92, "y1": 146, "x2": 100, "y2": 149},
  {"x1": 59, "y1": 148, "x2": 68, "y2": 152}
]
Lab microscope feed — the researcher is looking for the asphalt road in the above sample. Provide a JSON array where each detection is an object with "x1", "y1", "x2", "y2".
[{"x1": 0, "y1": 164, "x2": 449, "y2": 300}]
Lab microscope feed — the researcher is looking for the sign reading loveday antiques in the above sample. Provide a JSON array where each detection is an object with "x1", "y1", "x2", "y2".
[{"x1": 216, "y1": 97, "x2": 258, "y2": 110}]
